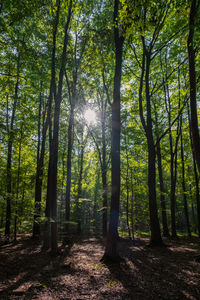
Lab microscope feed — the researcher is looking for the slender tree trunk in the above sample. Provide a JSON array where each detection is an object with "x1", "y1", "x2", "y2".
[
  {"x1": 103, "y1": 0, "x2": 124, "y2": 261},
  {"x1": 188, "y1": 104, "x2": 200, "y2": 238},
  {"x1": 43, "y1": 1, "x2": 60, "y2": 248},
  {"x1": 14, "y1": 122, "x2": 23, "y2": 241},
  {"x1": 49, "y1": 0, "x2": 72, "y2": 253},
  {"x1": 154, "y1": 106, "x2": 169, "y2": 237},
  {"x1": 64, "y1": 55, "x2": 78, "y2": 234},
  {"x1": 59, "y1": 146, "x2": 66, "y2": 238},
  {"x1": 102, "y1": 111, "x2": 108, "y2": 237},
  {"x1": 125, "y1": 132, "x2": 131, "y2": 239},
  {"x1": 33, "y1": 89, "x2": 43, "y2": 238},
  {"x1": 156, "y1": 138, "x2": 170, "y2": 237},
  {"x1": 164, "y1": 68, "x2": 180, "y2": 239},
  {"x1": 64, "y1": 103, "x2": 75, "y2": 231},
  {"x1": 75, "y1": 133, "x2": 85, "y2": 234},
  {"x1": 180, "y1": 121, "x2": 191, "y2": 237},
  {"x1": 145, "y1": 52, "x2": 162, "y2": 246},
  {"x1": 5, "y1": 55, "x2": 20, "y2": 237},
  {"x1": 193, "y1": 157, "x2": 200, "y2": 237},
  {"x1": 130, "y1": 168, "x2": 135, "y2": 240},
  {"x1": 170, "y1": 148, "x2": 177, "y2": 237},
  {"x1": 188, "y1": 0, "x2": 200, "y2": 172},
  {"x1": 94, "y1": 165, "x2": 100, "y2": 235},
  {"x1": 191, "y1": 203, "x2": 196, "y2": 233}
]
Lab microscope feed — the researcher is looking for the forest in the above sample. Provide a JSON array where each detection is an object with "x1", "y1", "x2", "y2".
[{"x1": 0, "y1": 0, "x2": 200, "y2": 299}]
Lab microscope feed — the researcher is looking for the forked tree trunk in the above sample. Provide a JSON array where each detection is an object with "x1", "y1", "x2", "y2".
[{"x1": 164, "y1": 65, "x2": 180, "y2": 239}]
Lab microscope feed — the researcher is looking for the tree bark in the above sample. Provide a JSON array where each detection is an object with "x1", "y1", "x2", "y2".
[
  {"x1": 14, "y1": 122, "x2": 23, "y2": 241},
  {"x1": 193, "y1": 157, "x2": 200, "y2": 237},
  {"x1": 130, "y1": 168, "x2": 135, "y2": 240},
  {"x1": 188, "y1": 104, "x2": 200, "y2": 237},
  {"x1": 64, "y1": 103, "x2": 75, "y2": 230},
  {"x1": 75, "y1": 132, "x2": 85, "y2": 234},
  {"x1": 145, "y1": 51, "x2": 163, "y2": 246},
  {"x1": 125, "y1": 130, "x2": 131, "y2": 239},
  {"x1": 42, "y1": 0, "x2": 60, "y2": 248},
  {"x1": 154, "y1": 105, "x2": 170, "y2": 237},
  {"x1": 103, "y1": 0, "x2": 124, "y2": 261},
  {"x1": 156, "y1": 138, "x2": 170, "y2": 237},
  {"x1": 101, "y1": 110, "x2": 108, "y2": 237},
  {"x1": 5, "y1": 54, "x2": 20, "y2": 237},
  {"x1": 187, "y1": 0, "x2": 200, "y2": 172},
  {"x1": 164, "y1": 63, "x2": 180, "y2": 239},
  {"x1": 180, "y1": 119, "x2": 191, "y2": 237},
  {"x1": 33, "y1": 89, "x2": 43, "y2": 238}
]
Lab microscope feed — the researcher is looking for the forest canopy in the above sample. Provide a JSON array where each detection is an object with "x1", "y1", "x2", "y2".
[{"x1": 0, "y1": 0, "x2": 200, "y2": 258}]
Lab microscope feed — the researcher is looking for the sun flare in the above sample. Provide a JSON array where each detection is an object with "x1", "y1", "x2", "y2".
[{"x1": 84, "y1": 108, "x2": 97, "y2": 125}]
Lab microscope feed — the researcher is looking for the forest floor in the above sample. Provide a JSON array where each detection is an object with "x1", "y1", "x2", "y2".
[{"x1": 0, "y1": 235, "x2": 200, "y2": 300}]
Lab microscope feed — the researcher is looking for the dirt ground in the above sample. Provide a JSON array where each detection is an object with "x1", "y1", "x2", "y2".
[{"x1": 0, "y1": 235, "x2": 200, "y2": 300}]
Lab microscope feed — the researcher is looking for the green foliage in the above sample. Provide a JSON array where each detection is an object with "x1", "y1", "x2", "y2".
[{"x1": 0, "y1": 0, "x2": 199, "y2": 239}]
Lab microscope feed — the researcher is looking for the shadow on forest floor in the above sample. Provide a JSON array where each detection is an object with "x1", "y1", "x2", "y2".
[{"x1": 0, "y1": 235, "x2": 200, "y2": 299}]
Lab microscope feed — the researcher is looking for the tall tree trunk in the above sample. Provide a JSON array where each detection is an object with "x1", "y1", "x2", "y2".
[
  {"x1": 64, "y1": 102, "x2": 75, "y2": 232},
  {"x1": 130, "y1": 168, "x2": 135, "y2": 240},
  {"x1": 103, "y1": 0, "x2": 124, "y2": 261},
  {"x1": 43, "y1": 0, "x2": 60, "y2": 248},
  {"x1": 164, "y1": 65, "x2": 180, "y2": 239},
  {"x1": 170, "y1": 116, "x2": 180, "y2": 238},
  {"x1": 156, "y1": 138, "x2": 170, "y2": 237},
  {"x1": 101, "y1": 110, "x2": 108, "y2": 237},
  {"x1": 33, "y1": 89, "x2": 43, "y2": 238},
  {"x1": 154, "y1": 106, "x2": 169, "y2": 237},
  {"x1": 180, "y1": 117, "x2": 191, "y2": 237},
  {"x1": 145, "y1": 52, "x2": 163, "y2": 246},
  {"x1": 93, "y1": 164, "x2": 100, "y2": 235},
  {"x1": 180, "y1": 121, "x2": 191, "y2": 237},
  {"x1": 188, "y1": 0, "x2": 200, "y2": 172},
  {"x1": 14, "y1": 122, "x2": 23, "y2": 241},
  {"x1": 48, "y1": 0, "x2": 72, "y2": 253},
  {"x1": 188, "y1": 104, "x2": 200, "y2": 237},
  {"x1": 125, "y1": 131, "x2": 131, "y2": 239},
  {"x1": 138, "y1": 36, "x2": 163, "y2": 246},
  {"x1": 64, "y1": 43, "x2": 78, "y2": 234},
  {"x1": 75, "y1": 133, "x2": 85, "y2": 234},
  {"x1": 193, "y1": 158, "x2": 200, "y2": 237},
  {"x1": 5, "y1": 54, "x2": 20, "y2": 237}
]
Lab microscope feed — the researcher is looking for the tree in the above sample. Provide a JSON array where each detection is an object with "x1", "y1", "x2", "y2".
[
  {"x1": 47, "y1": 0, "x2": 73, "y2": 253},
  {"x1": 187, "y1": 0, "x2": 200, "y2": 172},
  {"x1": 102, "y1": 0, "x2": 124, "y2": 261},
  {"x1": 5, "y1": 51, "x2": 20, "y2": 237}
]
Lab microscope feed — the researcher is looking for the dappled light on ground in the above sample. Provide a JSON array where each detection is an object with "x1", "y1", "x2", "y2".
[{"x1": 0, "y1": 236, "x2": 200, "y2": 299}]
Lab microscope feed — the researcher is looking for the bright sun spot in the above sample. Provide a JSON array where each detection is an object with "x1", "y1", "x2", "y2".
[{"x1": 84, "y1": 108, "x2": 97, "y2": 125}]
